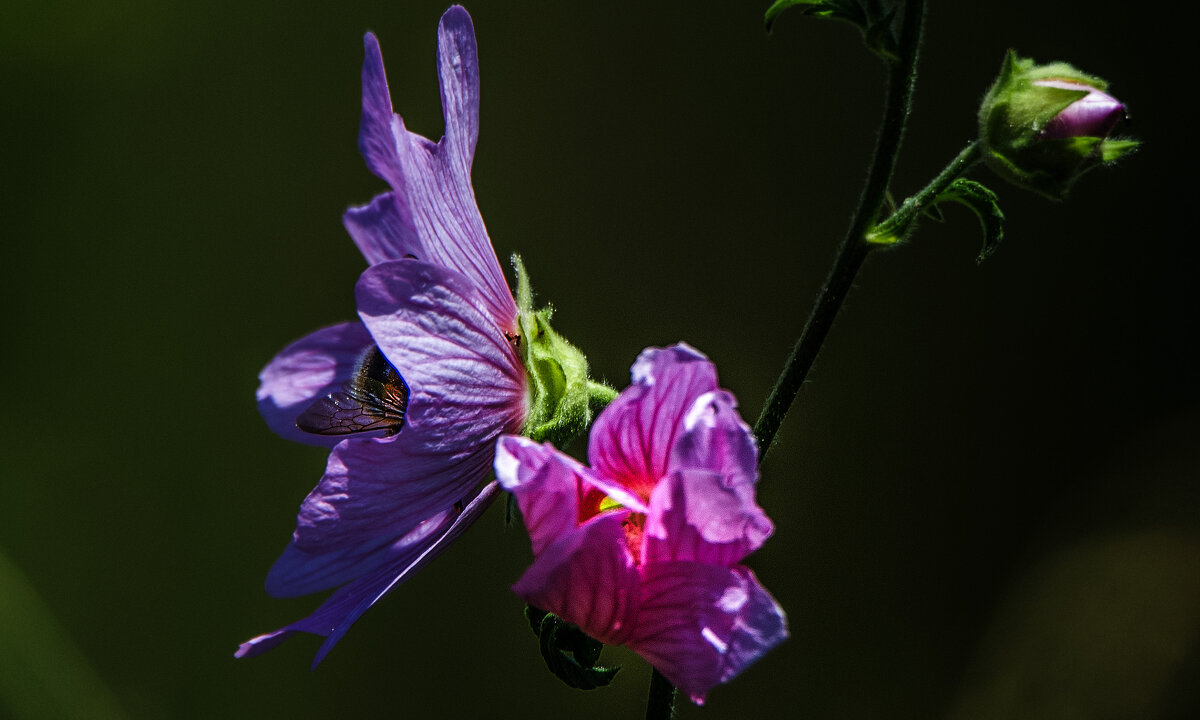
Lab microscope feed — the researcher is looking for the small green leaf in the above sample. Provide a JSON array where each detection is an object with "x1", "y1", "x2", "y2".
[
  {"x1": 764, "y1": 0, "x2": 869, "y2": 34},
  {"x1": 935, "y1": 178, "x2": 1006, "y2": 262},
  {"x1": 1099, "y1": 138, "x2": 1139, "y2": 162},
  {"x1": 922, "y1": 203, "x2": 946, "y2": 223},
  {"x1": 526, "y1": 606, "x2": 620, "y2": 690},
  {"x1": 863, "y1": 4, "x2": 899, "y2": 62}
]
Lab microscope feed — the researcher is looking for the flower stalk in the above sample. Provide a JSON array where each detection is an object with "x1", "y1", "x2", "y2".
[{"x1": 752, "y1": 0, "x2": 926, "y2": 459}]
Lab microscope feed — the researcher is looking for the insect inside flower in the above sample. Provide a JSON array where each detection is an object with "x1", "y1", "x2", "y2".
[{"x1": 296, "y1": 345, "x2": 409, "y2": 436}]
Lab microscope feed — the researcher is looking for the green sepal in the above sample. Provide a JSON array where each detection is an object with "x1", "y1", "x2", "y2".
[
  {"x1": 525, "y1": 606, "x2": 620, "y2": 690},
  {"x1": 513, "y1": 255, "x2": 614, "y2": 448},
  {"x1": 764, "y1": 0, "x2": 897, "y2": 61},
  {"x1": 934, "y1": 178, "x2": 1006, "y2": 262},
  {"x1": 982, "y1": 135, "x2": 1140, "y2": 201}
]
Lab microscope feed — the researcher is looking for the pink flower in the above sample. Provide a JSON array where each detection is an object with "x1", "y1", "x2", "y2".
[{"x1": 495, "y1": 344, "x2": 787, "y2": 704}]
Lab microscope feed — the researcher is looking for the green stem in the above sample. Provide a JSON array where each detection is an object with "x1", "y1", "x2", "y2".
[
  {"x1": 752, "y1": 0, "x2": 926, "y2": 459},
  {"x1": 867, "y1": 140, "x2": 983, "y2": 245},
  {"x1": 645, "y1": 668, "x2": 676, "y2": 720}
]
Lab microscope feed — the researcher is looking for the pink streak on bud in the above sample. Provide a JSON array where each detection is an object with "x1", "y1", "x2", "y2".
[{"x1": 1035, "y1": 79, "x2": 1126, "y2": 140}]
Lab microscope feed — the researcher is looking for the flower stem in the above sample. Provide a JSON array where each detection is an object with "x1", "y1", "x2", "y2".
[
  {"x1": 752, "y1": 0, "x2": 927, "y2": 460},
  {"x1": 645, "y1": 667, "x2": 676, "y2": 720}
]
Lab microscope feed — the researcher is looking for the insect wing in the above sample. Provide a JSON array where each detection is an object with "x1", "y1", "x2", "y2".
[{"x1": 296, "y1": 347, "x2": 409, "y2": 437}]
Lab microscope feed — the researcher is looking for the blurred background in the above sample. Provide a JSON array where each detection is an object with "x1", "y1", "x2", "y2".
[{"x1": 2, "y1": 1, "x2": 1196, "y2": 718}]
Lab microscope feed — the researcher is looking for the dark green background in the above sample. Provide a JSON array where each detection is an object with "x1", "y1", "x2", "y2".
[{"x1": 3, "y1": 1, "x2": 1197, "y2": 718}]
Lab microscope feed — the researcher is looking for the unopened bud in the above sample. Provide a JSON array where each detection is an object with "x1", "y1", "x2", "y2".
[{"x1": 978, "y1": 51, "x2": 1138, "y2": 199}]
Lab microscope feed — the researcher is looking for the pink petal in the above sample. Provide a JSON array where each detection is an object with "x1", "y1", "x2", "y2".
[
  {"x1": 643, "y1": 470, "x2": 774, "y2": 569},
  {"x1": 631, "y1": 562, "x2": 788, "y2": 705},
  {"x1": 256, "y1": 321, "x2": 374, "y2": 448},
  {"x1": 668, "y1": 390, "x2": 759, "y2": 488},
  {"x1": 494, "y1": 436, "x2": 584, "y2": 556},
  {"x1": 588, "y1": 344, "x2": 719, "y2": 500},
  {"x1": 511, "y1": 513, "x2": 640, "y2": 647},
  {"x1": 496, "y1": 436, "x2": 649, "y2": 555}
]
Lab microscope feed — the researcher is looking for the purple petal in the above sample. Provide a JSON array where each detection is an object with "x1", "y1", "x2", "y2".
[
  {"x1": 643, "y1": 470, "x2": 774, "y2": 568},
  {"x1": 436, "y1": 6, "x2": 480, "y2": 178},
  {"x1": 342, "y1": 191, "x2": 421, "y2": 267},
  {"x1": 588, "y1": 344, "x2": 719, "y2": 500},
  {"x1": 352, "y1": 20, "x2": 516, "y2": 330},
  {"x1": 511, "y1": 513, "x2": 640, "y2": 647},
  {"x1": 669, "y1": 389, "x2": 759, "y2": 488},
  {"x1": 1034, "y1": 79, "x2": 1126, "y2": 140},
  {"x1": 631, "y1": 562, "x2": 788, "y2": 705},
  {"x1": 354, "y1": 260, "x2": 523, "y2": 419},
  {"x1": 357, "y1": 32, "x2": 407, "y2": 192},
  {"x1": 256, "y1": 321, "x2": 374, "y2": 448},
  {"x1": 264, "y1": 259, "x2": 525, "y2": 596},
  {"x1": 265, "y1": 437, "x2": 495, "y2": 596},
  {"x1": 238, "y1": 482, "x2": 501, "y2": 665}
]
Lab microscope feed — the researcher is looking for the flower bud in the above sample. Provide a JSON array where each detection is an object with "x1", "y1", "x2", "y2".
[{"x1": 978, "y1": 51, "x2": 1138, "y2": 200}]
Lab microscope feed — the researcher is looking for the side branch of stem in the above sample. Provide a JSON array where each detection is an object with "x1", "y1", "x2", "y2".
[{"x1": 868, "y1": 140, "x2": 983, "y2": 245}]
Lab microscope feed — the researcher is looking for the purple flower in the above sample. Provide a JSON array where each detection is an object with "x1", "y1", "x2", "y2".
[
  {"x1": 1033, "y1": 79, "x2": 1127, "y2": 140},
  {"x1": 495, "y1": 344, "x2": 788, "y2": 704},
  {"x1": 238, "y1": 7, "x2": 526, "y2": 664}
]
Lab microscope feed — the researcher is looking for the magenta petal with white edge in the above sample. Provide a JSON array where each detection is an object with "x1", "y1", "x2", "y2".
[
  {"x1": 497, "y1": 436, "x2": 648, "y2": 556},
  {"x1": 353, "y1": 12, "x2": 515, "y2": 330},
  {"x1": 643, "y1": 469, "x2": 773, "y2": 569},
  {"x1": 588, "y1": 344, "x2": 718, "y2": 499},
  {"x1": 256, "y1": 321, "x2": 374, "y2": 448},
  {"x1": 512, "y1": 513, "x2": 641, "y2": 647},
  {"x1": 495, "y1": 436, "x2": 584, "y2": 556},
  {"x1": 632, "y1": 562, "x2": 788, "y2": 705}
]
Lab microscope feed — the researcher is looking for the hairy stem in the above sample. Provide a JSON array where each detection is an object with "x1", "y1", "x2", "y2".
[
  {"x1": 752, "y1": 0, "x2": 927, "y2": 459},
  {"x1": 645, "y1": 667, "x2": 676, "y2": 720}
]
